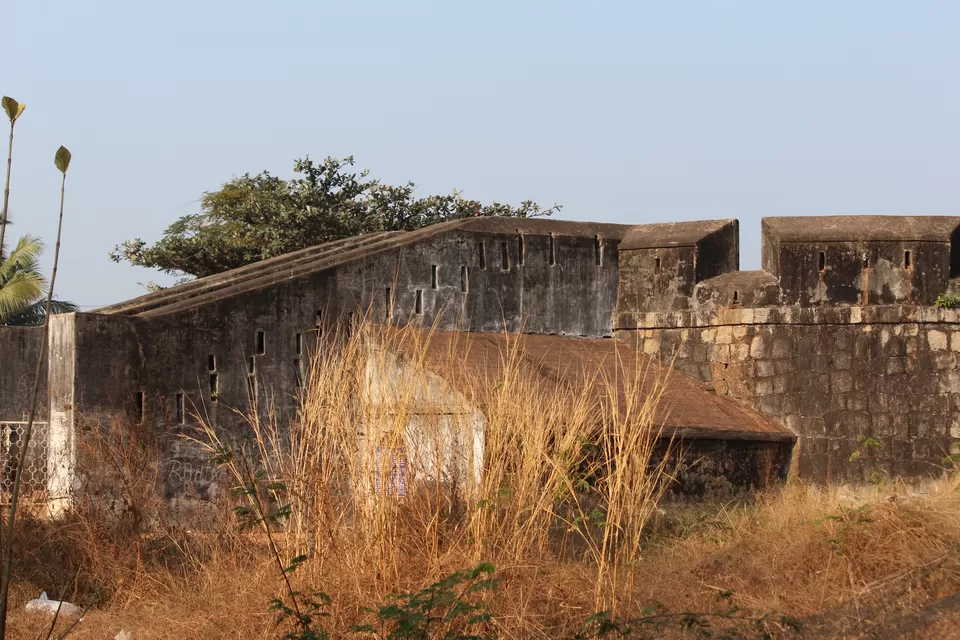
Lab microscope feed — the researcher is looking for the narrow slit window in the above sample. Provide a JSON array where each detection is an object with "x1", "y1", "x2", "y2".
[
  {"x1": 595, "y1": 236, "x2": 602, "y2": 266},
  {"x1": 134, "y1": 391, "x2": 144, "y2": 420},
  {"x1": 654, "y1": 257, "x2": 661, "y2": 275},
  {"x1": 385, "y1": 287, "x2": 393, "y2": 318},
  {"x1": 431, "y1": 265, "x2": 438, "y2": 289},
  {"x1": 248, "y1": 356, "x2": 256, "y2": 375},
  {"x1": 207, "y1": 354, "x2": 216, "y2": 372},
  {"x1": 904, "y1": 250, "x2": 912, "y2": 269},
  {"x1": 501, "y1": 241, "x2": 509, "y2": 270},
  {"x1": 732, "y1": 290, "x2": 740, "y2": 305},
  {"x1": 415, "y1": 289, "x2": 424, "y2": 314},
  {"x1": 818, "y1": 251, "x2": 826, "y2": 272},
  {"x1": 478, "y1": 242, "x2": 486, "y2": 269},
  {"x1": 461, "y1": 266, "x2": 469, "y2": 292},
  {"x1": 295, "y1": 332, "x2": 302, "y2": 355},
  {"x1": 256, "y1": 330, "x2": 265, "y2": 355},
  {"x1": 209, "y1": 374, "x2": 218, "y2": 402},
  {"x1": 549, "y1": 234, "x2": 556, "y2": 266},
  {"x1": 293, "y1": 359, "x2": 302, "y2": 388},
  {"x1": 175, "y1": 393, "x2": 184, "y2": 424},
  {"x1": 518, "y1": 233, "x2": 525, "y2": 266}
]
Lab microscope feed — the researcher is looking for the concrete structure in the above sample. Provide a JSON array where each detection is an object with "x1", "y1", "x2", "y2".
[{"x1": 4, "y1": 214, "x2": 960, "y2": 510}]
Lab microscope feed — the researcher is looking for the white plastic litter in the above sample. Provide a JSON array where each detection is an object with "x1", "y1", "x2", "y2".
[
  {"x1": 115, "y1": 631, "x2": 132, "y2": 640},
  {"x1": 24, "y1": 591, "x2": 83, "y2": 618}
]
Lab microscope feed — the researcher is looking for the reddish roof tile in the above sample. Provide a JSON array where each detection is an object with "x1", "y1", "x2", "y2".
[{"x1": 394, "y1": 331, "x2": 793, "y2": 442}]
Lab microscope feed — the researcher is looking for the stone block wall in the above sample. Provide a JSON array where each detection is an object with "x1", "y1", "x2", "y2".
[{"x1": 621, "y1": 305, "x2": 960, "y2": 482}]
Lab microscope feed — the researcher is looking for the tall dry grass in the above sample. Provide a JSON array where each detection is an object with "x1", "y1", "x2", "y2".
[
  {"x1": 8, "y1": 319, "x2": 960, "y2": 638},
  {"x1": 194, "y1": 318, "x2": 673, "y2": 619}
]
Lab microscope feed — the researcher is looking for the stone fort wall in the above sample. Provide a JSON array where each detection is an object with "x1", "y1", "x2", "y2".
[
  {"x1": 8, "y1": 214, "x2": 960, "y2": 499},
  {"x1": 621, "y1": 304, "x2": 960, "y2": 482}
]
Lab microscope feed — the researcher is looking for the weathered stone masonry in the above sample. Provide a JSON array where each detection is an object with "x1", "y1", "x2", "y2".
[
  {"x1": 624, "y1": 305, "x2": 960, "y2": 482},
  {"x1": 7, "y1": 213, "x2": 960, "y2": 509}
]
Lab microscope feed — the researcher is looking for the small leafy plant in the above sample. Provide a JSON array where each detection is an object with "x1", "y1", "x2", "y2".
[
  {"x1": 935, "y1": 293, "x2": 960, "y2": 309},
  {"x1": 212, "y1": 441, "x2": 331, "y2": 639},
  {"x1": 351, "y1": 563, "x2": 501, "y2": 640},
  {"x1": 849, "y1": 434, "x2": 882, "y2": 463}
]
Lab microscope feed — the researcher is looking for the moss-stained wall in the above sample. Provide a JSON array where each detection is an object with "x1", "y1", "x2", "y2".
[{"x1": 621, "y1": 305, "x2": 960, "y2": 482}]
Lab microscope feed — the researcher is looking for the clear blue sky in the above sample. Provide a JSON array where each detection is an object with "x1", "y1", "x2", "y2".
[{"x1": 7, "y1": 1, "x2": 960, "y2": 308}]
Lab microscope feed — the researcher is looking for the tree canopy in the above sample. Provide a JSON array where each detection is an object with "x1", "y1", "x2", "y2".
[{"x1": 111, "y1": 156, "x2": 559, "y2": 279}]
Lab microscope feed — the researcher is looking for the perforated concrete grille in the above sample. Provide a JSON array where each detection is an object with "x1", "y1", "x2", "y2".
[{"x1": 0, "y1": 422, "x2": 48, "y2": 499}]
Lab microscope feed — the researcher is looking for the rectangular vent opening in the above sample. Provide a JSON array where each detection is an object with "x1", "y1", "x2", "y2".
[
  {"x1": 431, "y1": 264, "x2": 438, "y2": 289},
  {"x1": 135, "y1": 391, "x2": 144, "y2": 421},
  {"x1": 415, "y1": 290, "x2": 423, "y2": 314},
  {"x1": 209, "y1": 374, "x2": 218, "y2": 402},
  {"x1": 256, "y1": 330, "x2": 265, "y2": 355},
  {"x1": 501, "y1": 241, "x2": 509, "y2": 270},
  {"x1": 549, "y1": 234, "x2": 556, "y2": 266},
  {"x1": 478, "y1": 242, "x2": 486, "y2": 269},
  {"x1": 385, "y1": 287, "x2": 393, "y2": 318},
  {"x1": 654, "y1": 257, "x2": 661, "y2": 275},
  {"x1": 518, "y1": 233, "x2": 525, "y2": 266},
  {"x1": 207, "y1": 354, "x2": 216, "y2": 372},
  {"x1": 904, "y1": 250, "x2": 912, "y2": 269},
  {"x1": 461, "y1": 266, "x2": 469, "y2": 293},
  {"x1": 295, "y1": 332, "x2": 302, "y2": 355},
  {"x1": 732, "y1": 290, "x2": 740, "y2": 305},
  {"x1": 248, "y1": 356, "x2": 256, "y2": 375},
  {"x1": 818, "y1": 251, "x2": 826, "y2": 272}
]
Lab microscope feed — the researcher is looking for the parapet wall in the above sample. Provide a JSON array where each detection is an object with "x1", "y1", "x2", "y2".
[{"x1": 621, "y1": 305, "x2": 960, "y2": 481}]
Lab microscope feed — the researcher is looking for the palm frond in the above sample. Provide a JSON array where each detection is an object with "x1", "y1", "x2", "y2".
[
  {"x1": 0, "y1": 235, "x2": 45, "y2": 284},
  {"x1": 0, "y1": 270, "x2": 44, "y2": 321},
  {"x1": 1, "y1": 299, "x2": 79, "y2": 326}
]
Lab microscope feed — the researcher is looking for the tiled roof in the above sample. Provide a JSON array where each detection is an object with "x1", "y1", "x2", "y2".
[{"x1": 394, "y1": 330, "x2": 793, "y2": 442}]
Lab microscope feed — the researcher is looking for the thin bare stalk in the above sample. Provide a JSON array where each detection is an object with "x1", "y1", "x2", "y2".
[
  {"x1": 0, "y1": 156, "x2": 69, "y2": 639},
  {"x1": 0, "y1": 118, "x2": 13, "y2": 255},
  {"x1": 0, "y1": 97, "x2": 23, "y2": 259}
]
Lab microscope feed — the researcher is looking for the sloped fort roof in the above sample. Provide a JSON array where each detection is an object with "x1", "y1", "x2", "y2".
[
  {"x1": 393, "y1": 331, "x2": 793, "y2": 442},
  {"x1": 96, "y1": 217, "x2": 636, "y2": 318}
]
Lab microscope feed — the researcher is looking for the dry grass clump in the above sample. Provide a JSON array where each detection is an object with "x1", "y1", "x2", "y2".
[
  {"x1": 633, "y1": 479, "x2": 960, "y2": 636},
  {"x1": 193, "y1": 321, "x2": 673, "y2": 620},
  {"x1": 5, "y1": 321, "x2": 960, "y2": 637}
]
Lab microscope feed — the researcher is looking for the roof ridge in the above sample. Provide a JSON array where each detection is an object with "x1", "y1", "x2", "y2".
[
  {"x1": 99, "y1": 230, "x2": 403, "y2": 315},
  {"x1": 136, "y1": 218, "x2": 475, "y2": 317}
]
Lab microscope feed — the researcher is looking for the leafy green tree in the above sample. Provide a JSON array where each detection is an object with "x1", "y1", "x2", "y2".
[
  {"x1": 0, "y1": 234, "x2": 78, "y2": 326},
  {"x1": 111, "y1": 156, "x2": 559, "y2": 278}
]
